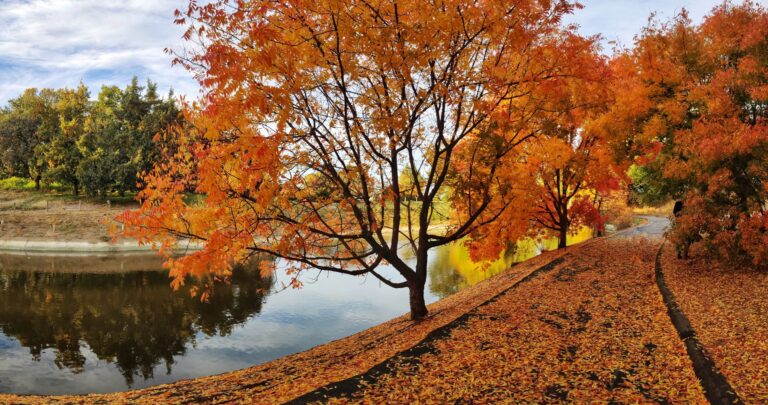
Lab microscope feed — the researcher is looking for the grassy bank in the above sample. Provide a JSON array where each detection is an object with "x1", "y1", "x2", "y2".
[{"x1": 0, "y1": 190, "x2": 132, "y2": 242}]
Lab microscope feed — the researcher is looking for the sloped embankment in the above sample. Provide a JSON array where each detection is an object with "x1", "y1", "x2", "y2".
[
  {"x1": 0, "y1": 233, "x2": 705, "y2": 403},
  {"x1": 296, "y1": 238, "x2": 704, "y2": 403}
]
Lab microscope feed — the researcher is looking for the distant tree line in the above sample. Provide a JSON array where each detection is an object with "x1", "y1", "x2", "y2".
[{"x1": 0, "y1": 77, "x2": 180, "y2": 197}]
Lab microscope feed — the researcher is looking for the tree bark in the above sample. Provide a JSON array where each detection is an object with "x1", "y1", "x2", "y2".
[
  {"x1": 558, "y1": 212, "x2": 569, "y2": 249},
  {"x1": 557, "y1": 205, "x2": 571, "y2": 249},
  {"x1": 558, "y1": 225, "x2": 568, "y2": 249},
  {"x1": 408, "y1": 280, "x2": 428, "y2": 321}
]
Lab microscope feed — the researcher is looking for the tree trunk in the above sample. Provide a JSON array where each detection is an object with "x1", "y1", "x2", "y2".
[
  {"x1": 35, "y1": 175, "x2": 41, "y2": 191},
  {"x1": 408, "y1": 280, "x2": 428, "y2": 321},
  {"x1": 73, "y1": 180, "x2": 79, "y2": 196},
  {"x1": 558, "y1": 226, "x2": 568, "y2": 249},
  {"x1": 557, "y1": 228, "x2": 568, "y2": 249},
  {"x1": 558, "y1": 212, "x2": 569, "y2": 249}
]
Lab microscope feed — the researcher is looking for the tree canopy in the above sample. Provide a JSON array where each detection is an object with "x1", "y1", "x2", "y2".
[
  {"x1": 119, "y1": 0, "x2": 612, "y2": 320},
  {"x1": 606, "y1": 1, "x2": 768, "y2": 265},
  {"x1": 107, "y1": 0, "x2": 768, "y2": 319},
  {"x1": 0, "y1": 78, "x2": 179, "y2": 196}
]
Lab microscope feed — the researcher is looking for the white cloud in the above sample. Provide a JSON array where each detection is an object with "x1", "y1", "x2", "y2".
[
  {"x1": 0, "y1": 0, "x2": 755, "y2": 105},
  {"x1": 0, "y1": 0, "x2": 199, "y2": 105},
  {"x1": 564, "y1": 0, "x2": 734, "y2": 52}
]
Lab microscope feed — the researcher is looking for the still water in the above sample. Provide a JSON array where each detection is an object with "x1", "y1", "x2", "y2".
[{"x1": 0, "y1": 230, "x2": 591, "y2": 395}]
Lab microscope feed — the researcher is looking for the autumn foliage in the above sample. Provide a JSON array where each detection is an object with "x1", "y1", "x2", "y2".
[
  {"x1": 606, "y1": 2, "x2": 768, "y2": 265},
  {"x1": 118, "y1": 0, "x2": 768, "y2": 323},
  {"x1": 118, "y1": 0, "x2": 611, "y2": 319},
  {"x1": 522, "y1": 46, "x2": 623, "y2": 248}
]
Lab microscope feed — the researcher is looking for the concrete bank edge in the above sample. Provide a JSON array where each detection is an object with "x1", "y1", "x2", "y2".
[{"x1": 0, "y1": 239, "x2": 203, "y2": 254}]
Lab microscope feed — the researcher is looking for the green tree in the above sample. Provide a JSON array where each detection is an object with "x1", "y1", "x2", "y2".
[
  {"x1": 0, "y1": 108, "x2": 38, "y2": 178},
  {"x1": 78, "y1": 84, "x2": 122, "y2": 197},
  {"x1": 79, "y1": 78, "x2": 179, "y2": 197},
  {"x1": 0, "y1": 88, "x2": 60, "y2": 188},
  {"x1": 41, "y1": 84, "x2": 89, "y2": 195}
]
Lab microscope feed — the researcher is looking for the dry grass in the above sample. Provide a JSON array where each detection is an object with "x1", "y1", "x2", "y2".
[
  {"x1": 603, "y1": 191, "x2": 636, "y2": 230},
  {"x1": 0, "y1": 190, "x2": 132, "y2": 242},
  {"x1": 632, "y1": 201, "x2": 676, "y2": 217}
]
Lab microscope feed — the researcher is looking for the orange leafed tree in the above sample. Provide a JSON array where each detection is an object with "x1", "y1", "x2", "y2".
[
  {"x1": 522, "y1": 42, "x2": 623, "y2": 248},
  {"x1": 119, "y1": 0, "x2": 600, "y2": 320}
]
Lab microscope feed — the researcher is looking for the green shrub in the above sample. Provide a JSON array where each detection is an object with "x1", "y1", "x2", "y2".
[{"x1": 0, "y1": 177, "x2": 36, "y2": 190}]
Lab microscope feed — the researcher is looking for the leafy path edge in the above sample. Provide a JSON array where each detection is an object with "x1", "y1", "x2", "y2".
[
  {"x1": 655, "y1": 243, "x2": 743, "y2": 405},
  {"x1": 286, "y1": 255, "x2": 568, "y2": 403}
]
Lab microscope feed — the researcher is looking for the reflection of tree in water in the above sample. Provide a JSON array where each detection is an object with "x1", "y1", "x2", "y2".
[
  {"x1": 428, "y1": 241, "x2": 528, "y2": 299},
  {"x1": 428, "y1": 230, "x2": 594, "y2": 298},
  {"x1": 0, "y1": 258, "x2": 273, "y2": 386},
  {"x1": 428, "y1": 244, "x2": 466, "y2": 298}
]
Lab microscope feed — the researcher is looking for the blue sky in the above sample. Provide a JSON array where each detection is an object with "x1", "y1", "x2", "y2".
[{"x1": 0, "y1": 0, "x2": 746, "y2": 106}]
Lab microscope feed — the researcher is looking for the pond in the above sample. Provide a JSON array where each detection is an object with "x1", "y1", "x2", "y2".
[{"x1": 0, "y1": 229, "x2": 591, "y2": 395}]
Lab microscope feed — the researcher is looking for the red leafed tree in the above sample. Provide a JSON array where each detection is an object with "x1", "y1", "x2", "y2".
[
  {"x1": 119, "y1": 0, "x2": 600, "y2": 320},
  {"x1": 610, "y1": 1, "x2": 768, "y2": 264}
]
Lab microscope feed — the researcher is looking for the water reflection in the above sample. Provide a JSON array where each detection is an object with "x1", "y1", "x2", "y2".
[
  {"x1": 0, "y1": 255, "x2": 272, "y2": 386},
  {"x1": 428, "y1": 228, "x2": 593, "y2": 298},
  {"x1": 0, "y1": 228, "x2": 592, "y2": 395}
]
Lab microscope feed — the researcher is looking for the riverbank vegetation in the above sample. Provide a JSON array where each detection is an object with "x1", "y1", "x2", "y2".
[
  {"x1": 606, "y1": 2, "x2": 768, "y2": 266},
  {"x1": 0, "y1": 78, "x2": 179, "y2": 197}
]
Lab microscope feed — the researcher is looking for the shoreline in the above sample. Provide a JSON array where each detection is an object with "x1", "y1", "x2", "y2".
[
  {"x1": 0, "y1": 220, "x2": 612, "y2": 257},
  {"x1": 0, "y1": 220, "x2": 663, "y2": 403},
  {"x1": 0, "y1": 238, "x2": 203, "y2": 255}
]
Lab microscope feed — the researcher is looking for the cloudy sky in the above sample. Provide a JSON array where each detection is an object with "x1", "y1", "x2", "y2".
[
  {"x1": 0, "y1": 0, "x2": 740, "y2": 106},
  {"x1": 0, "y1": 0, "x2": 196, "y2": 105}
]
